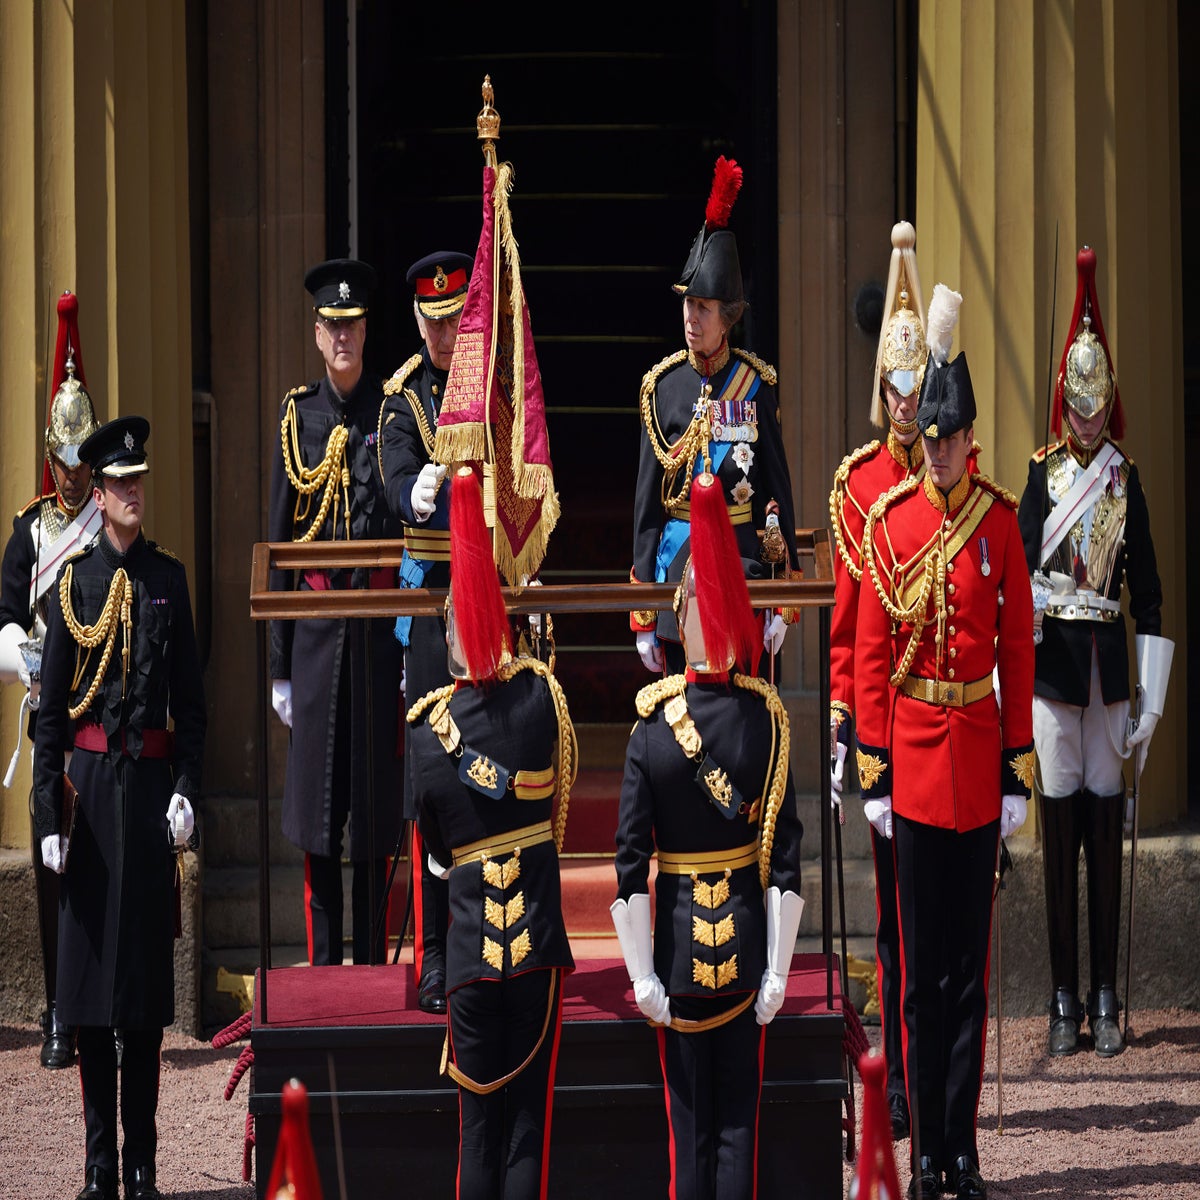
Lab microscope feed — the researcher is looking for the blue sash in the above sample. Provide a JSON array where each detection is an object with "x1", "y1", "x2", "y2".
[{"x1": 393, "y1": 549, "x2": 432, "y2": 647}]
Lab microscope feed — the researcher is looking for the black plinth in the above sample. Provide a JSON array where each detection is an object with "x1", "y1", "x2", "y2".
[{"x1": 249, "y1": 955, "x2": 848, "y2": 1199}]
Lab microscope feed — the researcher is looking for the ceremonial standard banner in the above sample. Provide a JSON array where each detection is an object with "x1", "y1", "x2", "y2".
[{"x1": 436, "y1": 162, "x2": 559, "y2": 585}]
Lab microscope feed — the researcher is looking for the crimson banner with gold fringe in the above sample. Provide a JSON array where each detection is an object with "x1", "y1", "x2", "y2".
[{"x1": 435, "y1": 162, "x2": 559, "y2": 586}]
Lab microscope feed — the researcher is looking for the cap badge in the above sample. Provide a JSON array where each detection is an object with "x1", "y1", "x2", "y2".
[
  {"x1": 124, "y1": 431, "x2": 135, "y2": 451},
  {"x1": 338, "y1": 280, "x2": 350, "y2": 301},
  {"x1": 925, "y1": 423, "x2": 939, "y2": 438},
  {"x1": 433, "y1": 265, "x2": 447, "y2": 294}
]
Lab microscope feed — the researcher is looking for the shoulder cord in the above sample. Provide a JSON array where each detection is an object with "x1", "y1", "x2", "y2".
[
  {"x1": 638, "y1": 353, "x2": 710, "y2": 514},
  {"x1": 58, "y1": 563, "x2": 133, "y2": 721},
  {"x1": 279, "y1": 396, "x2": 351, "y2": 542},
  {"x1": 861, "y1": 478, "x2": 944, "y2": 687},
  {"x1": 375, "y1": 355, "x2": 430, "y2": 482},
  {"x1": 499, "y1": 658, "x2": 577, "y2": 852},
  {"x1": 731, "y1": 674, "x2": 791, "y2": 890}
]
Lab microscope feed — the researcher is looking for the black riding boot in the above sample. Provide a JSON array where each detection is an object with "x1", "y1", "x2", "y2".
[
  {"x1": 1082, "y1": 790, "x2": 1125, "y2": 1056},
  {"x1": 1040, "y1": 791, "x2": 1084, "y2": 1055}
]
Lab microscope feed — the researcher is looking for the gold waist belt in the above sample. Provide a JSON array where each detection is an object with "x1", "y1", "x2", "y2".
[
  {"x1": 669, "y1": 500, "x2": 752, "y2": 526},
  {"x1": 512, "y1": 765, "x2": 556, "y2": 801},
  {"x1": 1046, "y1": 592, "x2": 1120, "y2": 623},
  {"x1": 452, "y1": 820, "x2": 553, "y2": 868},
  {"x1": 403, "y1": 525, "x2": 451, "y2": 561},
  {"x1": 656, "y1": 841, "x2": 759, "y2": 876},
  {"x1": 898, "y1": 672, "x2": 993, "y2": 708}
]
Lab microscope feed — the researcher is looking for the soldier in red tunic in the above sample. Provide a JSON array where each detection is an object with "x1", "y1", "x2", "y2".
[
  {"x1": 855, "y1": 285, "x2": 1035, "y2": 1200},
  {"x1": 828, "y1": 220, "x2": 929, "y2": 1140}
]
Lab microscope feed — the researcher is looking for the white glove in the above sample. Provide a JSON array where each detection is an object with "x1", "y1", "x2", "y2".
[
  {"x1": 756, "y1": 886, "x2": 804, "y2": 1025},
  {"x1": 271, "y1": 680, "x2": 293, "y2": 728},
  {"x1": 830, "y1": 734, "x2": 848, "y2": 799},
  {"x1": 0, "y1": 622, "x2": 27, "y2": 686},
  {"x1": 166, "y1": 793, "x2": 195, "y2": 847},
  {"x1": 632, "y1": 973, "x2": 672, "y2": 1026},
  {"x1": 763, "y1": 613, "x2": 787, "y2": 656},
  {"x1": 1000, "y1": 794, "x2": 1027, "y2": 839},
  {"x1": 755, "y1": 969, "x2": 788, "y2": 1025},
  {"x1": 410, "y1": 463, "x2": 446, "y2": 522},
  {"x1": 400, "y1": 667, "x2": 407, "y2": 698},
  {"x1": 1125, "y1": 711, "x2": 1159, "y2": 774},
  {"x1": 611, "y1": 894, "x2": 671, "y2": 1025},
  {"x1": 41, "y1": 834, "x2": 67, "y2": 874},
  {"x1": 863, "y1": 795, "x2": 893, "y2": 839},
  {"x1": 522, "y1": 576, "x2": 544, "y2": 630},
  {"x1": 635, "y1": 631, "x2": 664, "y2": 674}
]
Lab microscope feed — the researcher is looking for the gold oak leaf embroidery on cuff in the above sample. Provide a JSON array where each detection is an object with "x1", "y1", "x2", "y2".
[
  {"x1": 1009, "y1": 750, "x2": 1037, "y2": 791},
  {"x1": 856, "y1": 749, "x2": 887, "y2": 791}
]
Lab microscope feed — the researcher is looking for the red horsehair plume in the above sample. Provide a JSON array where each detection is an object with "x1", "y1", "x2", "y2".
[{"x1": 705, "y1": 156, "x2": 743, "y2": 231}]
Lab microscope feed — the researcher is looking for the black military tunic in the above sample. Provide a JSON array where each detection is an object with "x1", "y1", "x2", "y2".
[
  {"x1": 1016, "y1": 439, "x2": 1163, "y2": 705},
  {"x1": 378, "y1": 346, "x2": 454, "y2": 804},
  {"x1": 33, "y1": 531, "x2": 206, "y2": 1027},
  {"x1": 615, "y1": 672, "x2": 803, "y2": 1200},
  {"x1": 632, "y1": 349, "x2": 798, "y2": 649},
  {"x1": 267, "y1": 372, "x2": 403, "y2": 863},
  {"x1": 407, "y1": 661, "x2": 574, "y2": 1200}
]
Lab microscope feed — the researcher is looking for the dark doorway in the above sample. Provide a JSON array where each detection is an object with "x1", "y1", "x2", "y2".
[{"x1": 336, "y1": 4, "x2": 779, "y2": 726}]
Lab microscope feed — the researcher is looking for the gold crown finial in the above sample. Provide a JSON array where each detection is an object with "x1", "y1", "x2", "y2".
[{"x1": 477, "y1": 75, "x2": 501, "y2": 158}]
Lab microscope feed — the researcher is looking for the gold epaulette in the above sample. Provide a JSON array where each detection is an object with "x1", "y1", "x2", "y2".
[
  {"x1": 828, "y1": 441, "x2": 883, "y2": 581},
  {"x1": 406, "y1": 683, "x2": 456, "y2": 724},
  {"x1": 1032, "y1": 440, "x2": 1065, "y2": 463},
  {"x1": 834, "y1": 440, "x2": 882, "y2": 485},
  {"x1": 17, "y1": 493, "x2": 53, "y2": 519},
  {"x1": 283, "y1": 381, "x2": 319, "y2": 403},
  {"x1": 867, "y1": 474, "x2": 922, "y2": 524},
  {"x1": 972, "y1": 473, "x2": 1019, "y2": 509},
  {"x1": 635, "y1": 673, "x2": 687, "y2": 719},
  {"x1": 149, "y1": 542, "x2": 180, "y2": 562},
  {"x1": 639, "y1": 350, "x2": 689, "y2": 398},
  {"x1": 383, "y1": 353, "x2": 423, "y2": 397},
  {"x1": 732, "y1": 347, "x2": 777, "y2": 388}
]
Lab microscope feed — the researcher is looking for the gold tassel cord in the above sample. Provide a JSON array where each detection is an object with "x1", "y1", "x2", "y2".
[
  {"x1": 279, "y1": 398, "x2": 352, "y2": 542},
  {"x1": 731, "y1": 674, "x2": 791, "y2": 891},
  {"x1": 59, "y1": 564, "x2": 134, "y2": 721}
]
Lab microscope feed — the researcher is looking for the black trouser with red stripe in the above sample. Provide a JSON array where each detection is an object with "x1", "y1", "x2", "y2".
[
  {"x1": 657, "y1": 998, "x2": 765, "y2": 1200},
  {"x1": 448, "y1": 969, "x2": 563, "y2": 1200},
  {"x1": 894, "y1": 814, "x2": 997, "y2": 1172},
  {"x1": 77, "y1": 1025, "x2": 162, "y2": 1181},
  {"x1": 871, "y1": 824, "x2": 906, "y2": 1105}
]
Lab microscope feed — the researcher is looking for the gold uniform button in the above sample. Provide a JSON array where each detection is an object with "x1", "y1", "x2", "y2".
[
  {"x1": 948, "y1": 668, "x2": 956, "y2": 679},
  {"x1": 432, "y1": 384, "x2": 440, "y2": 395},
  {"x1": 947, "y1": 562, "x2": 955, "y2": 573},
  {"x1": 948, "y1": 583, "x2": 956, "y2": 594},
  {"x1": 949, "y1": 647, "x2": 957, "y2": 658},
  {"x1": 949, "y1": 626, "x2": 957, "y2": 636},
  {"x1": 947, "y1": 605, "x2": 956, "y2": 616}
]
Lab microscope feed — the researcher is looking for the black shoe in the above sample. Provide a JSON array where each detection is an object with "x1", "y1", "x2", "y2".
[
  {"x1": 417, "y1": 970, "x2": 447, "y2": 1015},
  {"x1": 889, "y1": 1091, "x2": 911, "y2": 1140},
  {"x1": 1048, "y1": 989, "x2": 1083, "y2": 1057},
  {"x1": 1089, "y1": 986, "x2": 1125, "y2": 1057},
  {"x1": 40, "y1": 1004, "x2": 76, "y2": 1070},
  {"x1": 907, "y1": 1156, "x2": 941, "y2": 1199},
  {"x1": 947, "y1": 1155, "x2": 987, "y2": 1200},
  {"x1": 76, "y1": 1165, "x2": 117, "y2": 1200},
  {"x1": 124, "y1": 1165, "x2": 163, "y2": 1200}
]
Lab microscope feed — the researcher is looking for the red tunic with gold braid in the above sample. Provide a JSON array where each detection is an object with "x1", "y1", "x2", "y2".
[
  {"x1": 829, "y1": 431, "x2": 923, "y2": 730},
  {"x1": 854, "y1": 472, "x2": 1035, "y2": 831}
]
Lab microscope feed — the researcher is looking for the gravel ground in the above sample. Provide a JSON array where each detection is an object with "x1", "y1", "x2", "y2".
[{"x1": 2, "y1": 1008, "x2": 1198, "y2": 1199}]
